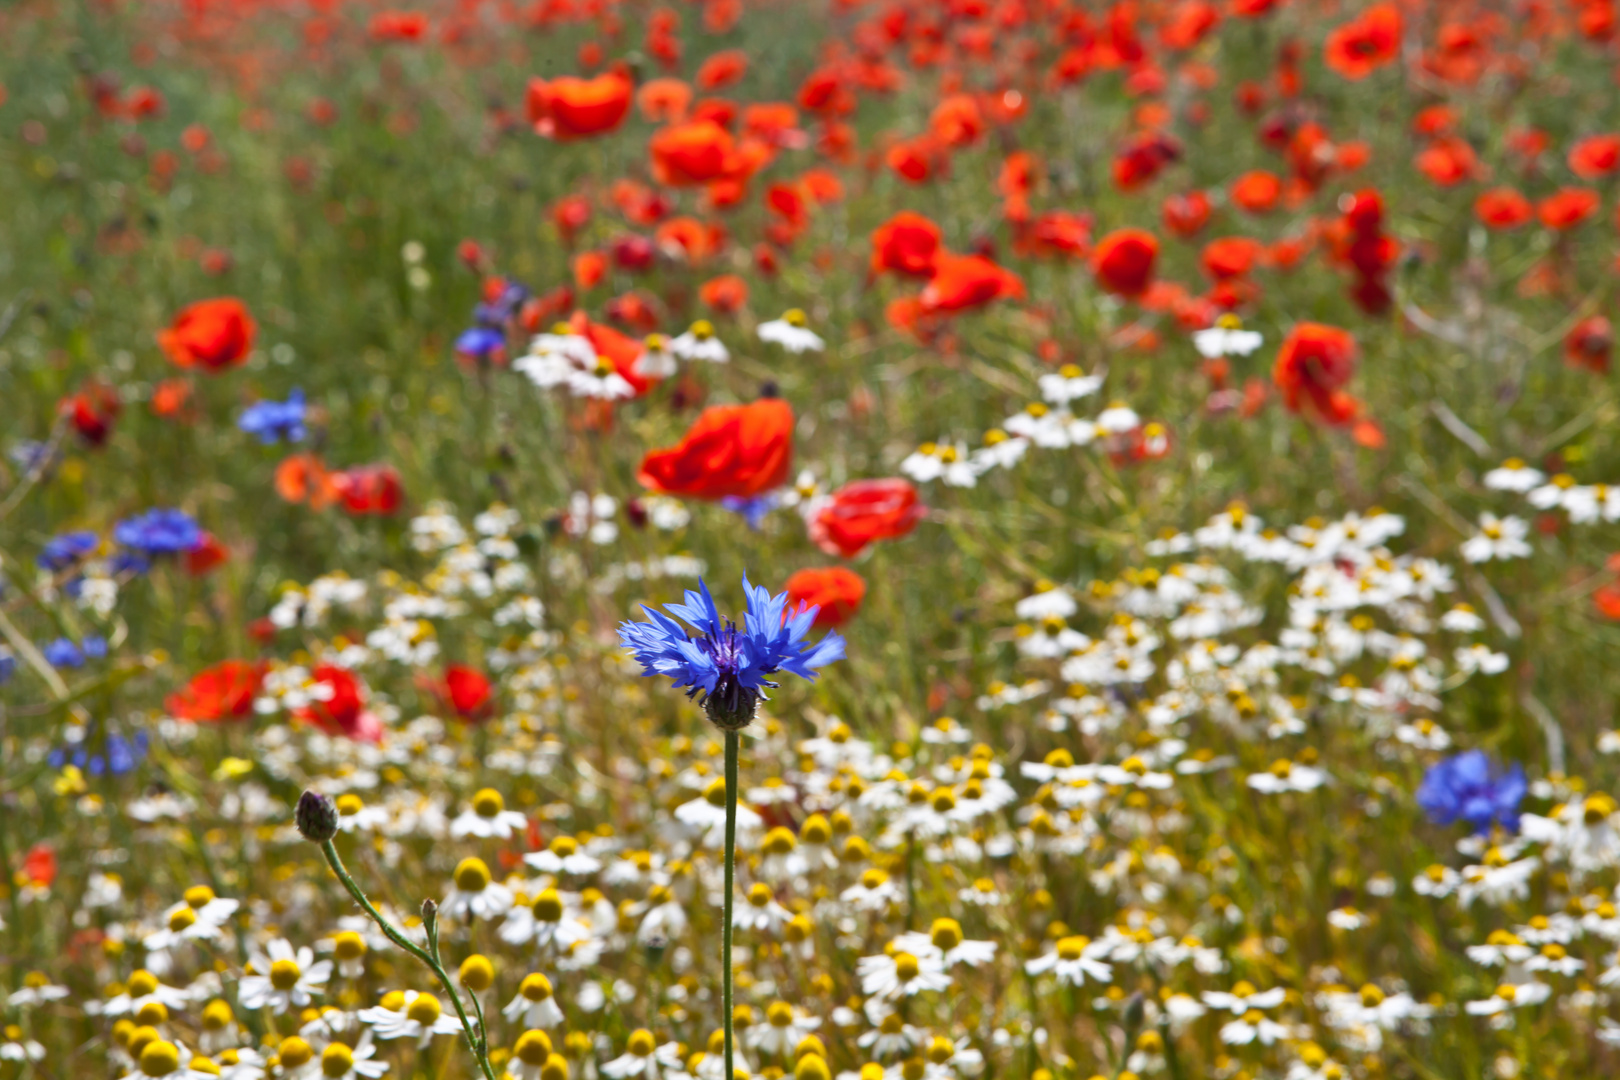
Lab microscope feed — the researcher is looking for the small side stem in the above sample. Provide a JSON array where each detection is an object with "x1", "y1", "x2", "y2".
[
  {"x1": 318, "y1": 840, "x2": 498, "y2": 1080},
  {"x1": 722, "y1": 729, "x2": 739, "y2": 1080}
]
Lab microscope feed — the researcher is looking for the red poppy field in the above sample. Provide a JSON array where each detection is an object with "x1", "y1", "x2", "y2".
[{"x1": 7, "y1": 1, "x2": 1620, "y2": 1078}]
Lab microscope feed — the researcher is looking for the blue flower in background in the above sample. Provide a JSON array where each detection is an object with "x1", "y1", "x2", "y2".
[
  {"x1": 721, "y1": 493, "x2": 776, "y2": 532},
  {"x1": 0, "y1": 646, "x2": 14, "y2": 684},
  {"x1": 114, "y1": 508, "x2": 203, "y2": 556},
  {"x1": 617, "y1": 575, "x2": 845, "y2": 729},
  {"x1": 474, "y1": 279, "x2": 531, "y2": 325},
  {"x1": 43, "y1": 638, "x2": 85, "y2": 668},
  {"x1": 48, "y1": 724, "x2": 149, "y2": 778},
  {"x1": 1417, "y1": 750, "x2": 1527, "y2": 834},
  {"x1": 238, "y1": 389, "x2": 307, "y2": 444},
  {"x1": 455, "y1": 326, "x2": 506, "y2": 362},
  {"x1": 38, "y1": 530, "x2": 100, "y2": 571},
  {"x1": 82, "y1": 635, "x2": 107, "y2": 660}
]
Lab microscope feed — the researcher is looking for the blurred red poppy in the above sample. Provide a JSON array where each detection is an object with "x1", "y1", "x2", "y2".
[
  {"x1": 1475, "y1": 188, "x2": 1532, "y2": 230},
  {"x1": 158, "y1": 298, "x2": 256, "y2": 373},
  {"x1": 920, "y1": 253, "x2": 1025, "y2": 313},
  {"x1": 22, "y1": 845, "x2": 55, "y2": 888},
  {"x1": 810, "y1": 479, "x2": 926, "y2": 558},
  {"x1": 784, "y1": 567, "x2": 867, "y2": 629},
  {"x1": 637, "y1": 397, "x2": 794, "y2": 500},
  {"x1": 1092, "y1": 228, "x2": 1159, "y2": 297},
  {"x1": 1539, "y1": 188, "x2": 1601, "y2": 230},
  {"x1": 335, "y1": 465, "x2": 403, "y2": 516},
  {"x1": 61, "y1": 380, "x2": 122, "y2": 447},
  {"x1": 184, "y1": 531, "x2": 228, "y2": 576},
  {"x1": 527, "y1": 71, "x2": 633, "y2": 140},
  {"x1": 650, "y1": 120, "x2": 735, "y2": 186},
  {"x1": 297, "y1": 665, "x2": 383, "y2": 743},
  {"x1": 166, "y1": 660, "x2": 264, "y2": 722},
  {"x1": 1273, "y1": 322, "x2": 1359, "y2": 425},
  {"x1": 1324, "y1": 4, "x2": 1402, "y2": 81},
  {"x1": 870, "y1": 212, "x2": 943, "y2": 278},
  {"x1": 1565, "y1": 316, "x2": 1612, "y2": 374},
  {"x1": 1569, "y1": 134, "x2": 1620, "y2": 179}
]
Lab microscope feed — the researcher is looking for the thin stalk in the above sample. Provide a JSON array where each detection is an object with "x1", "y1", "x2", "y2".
[
  {"x1": 722, "y1": 729, "x2": 739, "y2": 1080},
  {"x1": 318, "y1": 839, "x2": 498, "y2": 1080}
]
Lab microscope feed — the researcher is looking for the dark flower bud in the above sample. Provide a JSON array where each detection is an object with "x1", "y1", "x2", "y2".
[
  {"x1": 295, "y1": 790, "x2": 339, "y2": 842},
  {"x1": 422, "y1": 898, "x2": 439, "y2": 922},
  {"x1": 1121, "y1": 991, "x2": 1146, "y2": 1032}
]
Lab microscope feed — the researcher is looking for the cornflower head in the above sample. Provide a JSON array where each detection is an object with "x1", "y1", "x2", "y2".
[{"x1": 617, "y1": 575, "x2": 844, "y2": 730}]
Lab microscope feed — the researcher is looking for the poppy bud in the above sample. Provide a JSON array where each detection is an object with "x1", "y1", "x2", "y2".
[{"x1": 295, "y1": 790, "x2": 339, "y2": 843}]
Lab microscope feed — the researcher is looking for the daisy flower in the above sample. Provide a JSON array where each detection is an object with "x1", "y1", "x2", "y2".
[
  {"x1": 857, "y1": 949, "x2": 952, "y2": 1000},
  {"x1": 238, "y1": 939, "x2": 333, "y2": 1014},
  {"x1": 757, "y1": 309, "x2": 825, "y2": 353},
  {"x1": 1024, "y1": 935, "x2": 1113, "y2": 986},
  {"x1": 502, "y1": 973, "x2": 565, "y2": 1029},
  {"x1": 1460, "y1": 514, "x2": 1531, "y2": 564},
  {"x1": 601, "y1": 1030, "x2": 691, "y2": 1080},
  {"x1": 524, "y1": 835, "x2": 604, "y2": 876},
  {"x1": 670, "y1": 320, "x2": 729, "y2": 363},
  {"x1": 357, "y1": 991, "x2": 465, "y2": 1047},
  {"x1": 440, "y1": 857, "x2": 514, "y2": 922},
  {"x1": 449, "y1": 788, "x2": 528, "y2": 839},
  {"x1": 1193, "y1": 314, "x2": 1265, "y2": 358},
  {"x1": 891, "y1": 918, "x2": 997, "y2": 969}
]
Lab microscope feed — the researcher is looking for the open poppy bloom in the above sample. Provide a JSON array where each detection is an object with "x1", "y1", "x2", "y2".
[
  {"x1": 919, "y1": 253, "x2": 1026, "y2": 314},
  {"x1": 1323, "y1": 3, "x2": 1402, "y2": 81},
  {"x1": 334, "y1": 464, "x2": 404, "y2": 516},
  {"x1": 183, "y1": 531, "x2": 229, "y2": 576},
  {"x1": 1092, "y1": 228, "x2": 1159, "y2": 297},
  {"x1": 784, "y1": 566, "x2": 867, "y2": 629},
  {"x1": 1273, "y1": 322, "x2": 1359, "y2": 425},
  {"x1": 1475, "y1": 188, "x2": 1532, "y2": 230},
  {"x1": 296, "y1": 665, "x2": 383, "y2": 743},
  {"x1": 649, "y1": 120, "x2": 736, "y2": 186},
  {"x1": 158, "y1": 298, "x2": 256, "y2": 373},
  {"x1": 637, "y1": 397, "x2": 794, "y2": 500},
  {"x1": 1569, "y1": 134, "x2": 1620, "y2": 179},
  {"x1": 166, "y1": 660, "x2": 264, "y2": 722},
  {"x1": 870, "y1": 212, "x2": 944, "y2": 278},
  {"x1": 275, "y1": 453, "x2": 343, "y2": 510},
  {"x1": 61, "y1": 380, "x2": 123, "y2": 447},
  {"x1": 1565, "y1": 316, "x2": 1612, "y2": 374},
  {"x1": 427, "y1": 664, "x2": 495, "y2": 722},
  {"x1": 809, "y1": 479, "x2": 926, "y2": 558},
  {"x1": 1538, "y1": 188, "x2": 1601, "y2": 230},
  {"x1": 526, "y1": 70, "x2": 633, "y2": 140}
]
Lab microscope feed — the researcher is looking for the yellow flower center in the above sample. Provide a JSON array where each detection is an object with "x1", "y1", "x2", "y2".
[
  {"x1": 516, "y1": 1030, "x2": 554, "y2": 1066},
  {"x1": 454, "y1": 857, "x2": 492, "y2": 893},
  {"x1": 1056, "y1": 935, "x2": 1088, "y2": 961},
  {"x1": 533, "y1": 888, "x2": 564, "y2": 922},
  {"x1": 279, "y1": 1037, "x2": 314, "y2": 1070},
  {"x1": 783, "y1": 308, "x2": 808, "y2": 327},
  {"x1": 139, "y1": 1040, "x2": 182, "y2": 1077},
  {"x1": 930, "y1": 918, "x2": 963, "y2": 951},
  {"x1": 322, "y1": 1043, "x2": 355, "y2": 1078},
  {"x1": 627, "y1": 1029, "x2": 657, "y2": 1057},
  {"x1": 184, "y1": 885, "x2": 216, "y2": 909},
  {"x1": 336, "y1": 794, "x2": 364, "y2": 817},
  {"x1": 334, "y1": 931, "x2": 366, "y2": 961},
  {"x1": 269, "y1": 959, "x2": 302, "y2": 991},
  {"x1": 406, "y1": 993, "x2": 443, "y2": 1026},
  {"x1": 768, "y1": 1001, "x2": 795, "y2": 1027},
  {"x1": 459, "y1": 954, "x2": 495, "y2": 992},
  {"x1": 893, "y1": 952, "x2": 921, "y2": 981},
  {"x1": 128, "y1": 971, "x2": 159, "y2": 998},
  {"x1": 763, "y1": 827, "x2": 797, "y2": 855},
  {"x1": 472, "y1": 788, "x2": 505, "y2": 818},
  {"x1": 169, "y1": 907, "x2": 197, "y2": 933},
  {"x1": 521, "y1": 973, "x2": 554, "y2": 1001}
]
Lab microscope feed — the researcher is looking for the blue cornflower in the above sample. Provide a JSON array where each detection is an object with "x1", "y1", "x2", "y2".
[
  {"x1": 455, "y1": 326, "x2": 507, "y2": 362},
  {"x1": 618, "y1": 575, "x2": 845, "y2": 729},
  {"x1": 238, "y1": 389, "x2": 307, "y2": 444},
  {"x1": 37, "y1": 530, "x2": 100, "y2": 572},
  {"x1": 114, "y1": 508, "x2": 203, "y2": 556},
  {"x1": 0, "y1": 645, "x2": 14, "y2": 684},
  {"x1": 1417, "y1": 749, "x2": 1527, "y2": 834},
  {"x1": 43, "y1": 638, "x2": 85, "y2": 669},
  {"x1": 474, "y1": 279, "x2": 531, "y2": 324},
  {"x1": 721, "y1": 493, "x2": 776, "y2": 532}
]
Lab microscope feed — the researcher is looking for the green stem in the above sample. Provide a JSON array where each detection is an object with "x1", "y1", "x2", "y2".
[
  {"x1": 722, "y1": 729, "x2": 739, "y2": 1080},
  {"x1": 318, "y1": 839, "x2": 498, "y2": 1080}
]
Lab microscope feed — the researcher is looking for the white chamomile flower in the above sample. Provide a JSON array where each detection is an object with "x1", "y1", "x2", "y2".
[
  {"x1": 503, "y1": 973, "x2": 565, "y2": 1028},
  {"x1": 601, "y1": 1030, "x2": 690, "y2": 1080},
  {"x1": 1460, "y1": 514, "x2": 1531, "y2": 564},
  {"x1": 523, "y1": 835, "x2": 603, "y2": 876},
  {"x1": 891, "y1": 918, "x2": 997, "y2": 969},
  {"x1": 757, "y1": 308, "x2": 825, "y2": 352},
  {"x1": 358, "y1": 991, "x2": 465, "y2": 1047},
  {"x1": 450, "y1": 788, "x2": 528, "y2": 839},
  {"x1": 1246, "y1": 759, "x2": 1328, "y2": 793},
  {"x1": 1193, "y1": 314, "x2": 1265, "y2": 358},
  {"x1": 440, "y1": 857, "x2": 515, "y2": 922},
  {"x1": 634, "y1": 333, "x2": 679, "y2": 378},
  {"x1": 857, "y1": 948, "x2": 952, "y2": 1000},
  {"x1": 1038, "y1": 363, "x2": 1105, "y2": 404},
  {"x1": 238, "y1": 940, "x2": 333, "y2": 1014},
  {"x1": 1481, "y1": 458, "x2": 1545, "y2": 493},
  {"x1": 1202, "y1": 983, "x2": 1290, "y2": 1045},
  {"x1": 1023, "y1": 935, "x2": 1113, "y2": 986},
  {"x1": 670, "y1": 320, "x2": 729, "y2": 363}
]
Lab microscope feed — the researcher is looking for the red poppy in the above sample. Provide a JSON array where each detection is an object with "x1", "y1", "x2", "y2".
[
  {"x1": 150, "y1": 378, "x2": 192, "y2": 420},
  {"x1": 297, "y1": 665, "x2": 383, "y2": 743},
  {"x1": 1565, "y1": 316, "x2": 1612, "y2": 374},
  {"x1": 1016, "y1": 211, "x2": 1093, "y2": 259},
  {"x1": 1229, "y1": 170, "x2": 1282, "y2": 213},
  {"x1": 649, "y1": 120, "x2": 736, "y2": 186},
  {"x1": 1569, "y1": 134, "x2": 1620, "y2": 179},
  {"x1": 1162, "y1": 190, "x2": 1212, "y2": 237},
  {"x1": 638, "y1": 78, "x2": 693, "y2": 123},
  {"x1": 1273, "y1": 322, "x2": 1359, "y2": 425},
  {"x1": 696, "y1": 50, "x2": 748, "y2": 90},
  {"x1": 22, "y1": 845, "x2": 56, "y2": 888},
  {"x1": 568, "y1": 310, "x2": 657, "y2": 396},
  {"x1": 1200, "y1": 237, "x2": 1264, "y2": 280},
  {"x1": 166, "y1": 660, "x2": 264, "y2": 722},
  {"x1": 183, "y1": 531, "x2": 228, "y2": 576},
  {"x1": 637, "y1": 397, "x2": 794, "y2": 500},
  {"x1": 1323, "y1": 4, "x2": 1402, "y2": 81},
  {"x1": 61, "y1": 380, "x2": 122, "y2": 447},
  {"x1": 1112, "y1": 130, "x2": 1182, "y2": 191},
  {"x1": 919, "y1": 253, "x2": 1026, "y2": 313},
  {"x1": 784, "y1": 567, "x2": 867, "y2": 629},
  {"x1": 158, "y1": 298, "x2": 256, "y2": 373},
  {"x1": 699, "y1": 274, "x2": 749, "y2": 313},
  {"x1": 930, "y1": 94, "x2": 985, "y2": 148},
  {"x1": 334, "y1": 465, "x2": 403, "y2": 516},
  {"x1": 275, "y1": 453, "x2": 342, "y2": 510},
  {"x1": 439, "y1": 664, "x2": 495, "y2": 721},
  {"x1": 1594, "y1": 580, "x2": 1620, "y2": 621},
  {"x1": 1414, "y1": 138, "x2": 1478, "y2": 187},
  {"x1": 1092, "y1": 228, "x2": 1159, "y2": 297},
  {"x1": 809, "y1": 479, "x2": 926, "y2": 558},
  {"x1": 870, "y1": 212, "x2": 943, "y2": 278},
  {"x1": 1538, "y1": 188, "x2": 1601, "y2": 230},
  {"x1": 526, "y1": 71, "x2": 633, "y2": 140},
  {"x1": 1474, "y1": 188, "x2": 1532, "y2": 230}
]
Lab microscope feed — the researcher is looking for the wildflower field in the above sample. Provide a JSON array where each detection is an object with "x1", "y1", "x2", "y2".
[{"x1": 11, "y1": 1, "x2": 1620, "y2": 1078}]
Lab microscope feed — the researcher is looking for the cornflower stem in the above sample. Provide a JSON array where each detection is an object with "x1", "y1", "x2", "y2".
[
  {"x1": 318, "y1": 839, "x2": 498, "y2": 1080},
  {"x1": 722, "y1": 728, "x2": 739, "y2": 1080}
]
